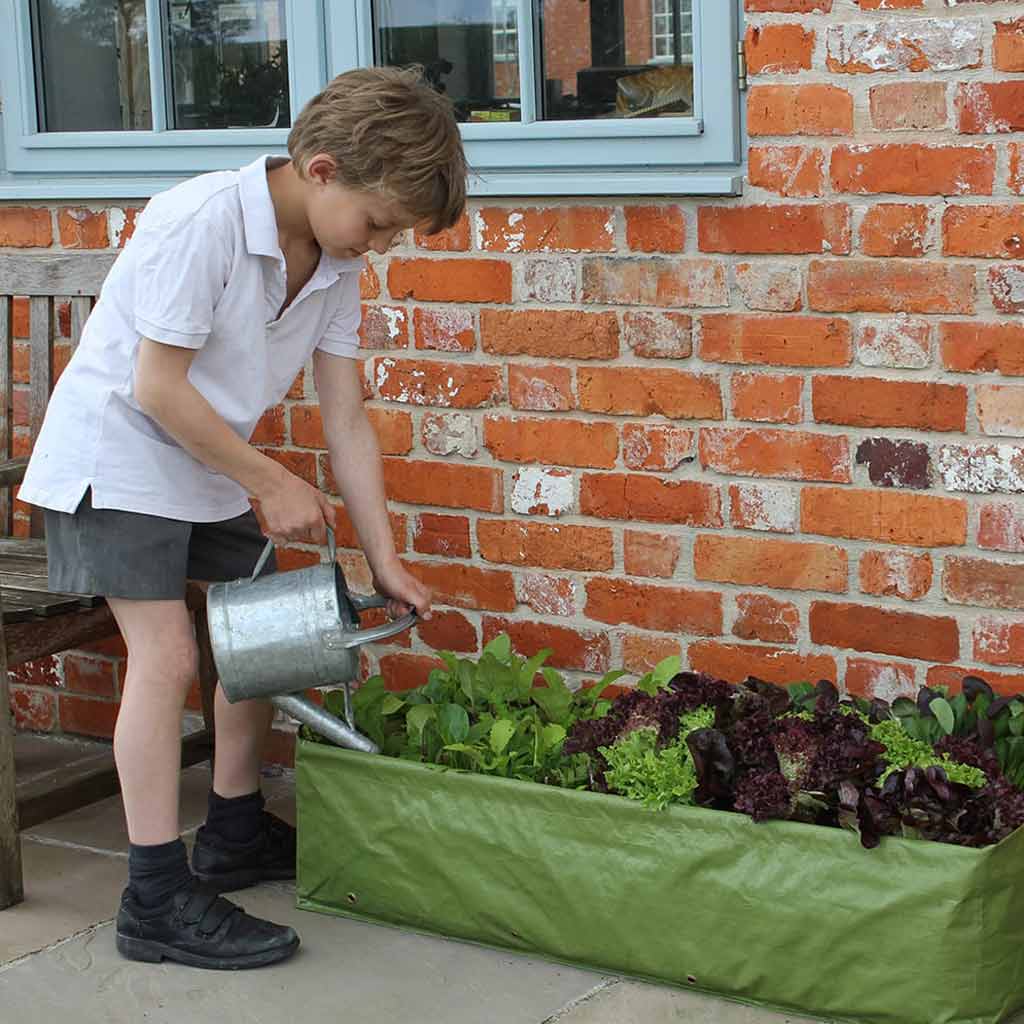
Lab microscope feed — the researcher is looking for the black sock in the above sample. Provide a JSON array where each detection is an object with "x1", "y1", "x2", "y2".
[
  {"x1": 128, "y1": 838, "x2": 193, "y2": 907},
  {"x1": 203, "y1": 788, "x2": 265, "y2": 844}
]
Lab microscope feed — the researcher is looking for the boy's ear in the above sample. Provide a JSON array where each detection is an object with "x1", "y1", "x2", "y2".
[{"x1": 306, "y1": 153, "x2": 338, "y2": 186}]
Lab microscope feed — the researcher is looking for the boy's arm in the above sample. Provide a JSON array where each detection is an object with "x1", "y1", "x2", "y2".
[
  {"x1": 313, "y1": 350, "x2": 432, "y2": 617},
  {"x1": 134, "y1": 338, "x2": 333, "y2": 541}
]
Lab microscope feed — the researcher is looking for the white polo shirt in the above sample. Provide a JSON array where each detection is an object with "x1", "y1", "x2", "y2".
[{"x1": 20, "y1": 156, "x2": 365, "y2": 522}]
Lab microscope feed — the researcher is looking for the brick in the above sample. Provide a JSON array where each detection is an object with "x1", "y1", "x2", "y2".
[
  {"x1": 943, "y1": 205, "x2": 1024, "y2": 258},
  {"x1": 856, "y1": 0, "x2": 923, "y2": 7},
  {"x1": 826, "y1": 20, "x2": 983, "y2": 74},
  {"x1": 484, "y1": 416, "x2": 618, "y2": 469},
  {"x1": 10, "y1": 656, "x2": 63, "y2": 689},
  {"x1": 746, "y1": 24, "x2": 814, "y2": 75},
  {"x1": 859, "y1": 550, "x2": 932, "y2": 601},
  {"x1": 477, "y1": 206, "x2": 614, "y2": 253},
  {"x1": 622, "y1": 312, "x2": 693, "y2": 359},
  {"x1": 855, "y1": 437, "x2": 931, "y2": 489},
  {"x1": 414, "y1": 213, "x2": 470, "y2": 251},
  {"x1": 581, "y1": 473, "x2": 722, "y2": 526},
  {"x1": 57, "y1": 208, "x2": 109, "y2": 249},
  {"x1": 379, "y1": 653, "x2": 445, "y2": 692},
  {"x1": 0, "y1": 208, "x2": 52, "y2": 247},
  {"x1": 59, "y1": 695, "x2": 120, "y2": 738},
  {"x1": 869, "y1": 82, "x2": 947, "y2": 131},
  {"x1": 509, "y1": 364, "x2": 573, "y2": 411},
  {"x1": 330, "y1": 504, "x2": 405, "y2": 553},
  {"x1": 745, "y1": 0, "x2": 831, "y2": 10},
  {"x1": 585, "y1": 578, "x2": 722, "y2": 635},
  {"x1": 689, "y1": 642, "x2": 836, "y2": 687},
  {"x1": 382, "y1": 458, "x2": 503, "y2": 512},
  {"x1": 366, "y1": 407, "x2": 414, "y2": 455},
  {"x1": 856, "y1": 317, "x2": 931, "y2": 370},
  {"x1": 481, "y1": 309, "x2": 619, "y2": 359},
  {"x1": 978, "y1": 384, "x2": 1024, "y2": 437},
  {"x1": 12, "y1": 300, "x2": 29, "y2": 341},
  {"x1": 989, "y1": 266, "x2": 1024, "y2": 314},
  {"x1": 957, "y1": 83, "x2": 1024, "y2": 134},
  {"x1": 748, "y1": 146, "x2": 826, "y2": 198},
  {"x1": 577, "y1": 367, "x2": 722, "y2": 420},
  {"x1": 417, "y1": 609, "x2": 478, "y2": 653},
  {"x1": 581, "y1": 258, "x2": 728, "y2": 308},
  {"x1": 514, "y1": 258, "x2": 577, "y2": 303},
  {"x1": 808, "y1": 260, "x2": 975, "y2": 315},
  {"x1": 747, "y1": 85, "x2": 853, "y2": 136},
  {"x1": 733, "y1": 263, "x2": 803, "y2": 313},
  {"x1": 937, "y1": 443, "x2": 1024, "y2": 493},
  {"x1": 624, "y1": 206, "x2": 685, "y2": 253},
  {"x1": 287, "y1": 369, "x2": 306, "y2": 400},
  {"x1": 421, "y1": 411, "x2": 479, "y2": 457},
  {"x1": 695, "y1": 534, "x2": 847, "y2": 592},
  {"x1": 291, "y1": 405, "x2": 327, "y2": 448},
  {"x1": 518, "y1": 574, "x2": 577, "y2": 617},
  {"x1": 250, "y1": 406, "x2": 286, "y2": 446},
  {"x1": 9, "y1": 688, "x2": 56, "y2": 731},
  {"x1": 360, "y1": 262, "x2": 380, "y2": 299},
  {"x1": 412, "y1": 307, "x2": 475, "y2": 352},
  {"x1": 109, "y1": 206, "x2": 141, "y2": 247},
  {"x1": 801, "y1": 487, "x2": 967, "y2": 546},
  {"x1": 358, "y1": 305, "x2": 408, "y2": 349},
  {"x1": 944, "y1": 557, "x2": 1024, "y2": 611},
  {"x1": 845, "y1": 658, "x2": 917, "y2": 702},
  {"x1": 623, "y1": 530, "x2": 681, "y2": 578},
  {"x1": 374, "y1": 358, "x2": 502, "y2": 408},
  {"x1": 700, "y1": 427, "x2": 850, "y2": 483},
  {"x1": 511, "y1": 467, "x2": 574, "y2": 517},
  {"x1": 974, "y1": 617, "x2": 1024, "y2": 667},
  {"x1": 831, "y1": 145, "x2": 994, "y2": 197},
  {"x1": 266, "y1": 450, "x2": 317, "y2": 487},
  {"x1": 407, "y1": 560, "x2": 516, "y2": 611},
  {"x1": 940, "y1": 322, "x2": 1024, "y2": 375},
  {"x1": 388, "y1": 258, "x2": 511, "y2": 303},
  {"x1": 1012, "y1": 144, "x2": 1024, "y2": 195},
  {"x1": 701, "y1": 314, "x2": 850, "y2": 368},
  {"x1": 994, "y1": 16, "x2": 1024, "y2": 72},
  {"x1": 622, "y1": 423, "x2": 695, "y2": 472},
  {"x1": 730, "y1": 482, "x2": 799, "y2": 534},
  {"x1": 698, "y1": 204, "x2": 850, "y2": 256},
  {"x1": 813, "y1": 375, "x2": 966, "y2": 431},
  {"x1": 979, "y1": 502, "x2": 1024, "y2": 553},
  {"x1": 859, "y1": 204, "x2": 929, "y2": 258},
  {"x1": 260, "y1": 728, "x2": 296, "y2": 769},
  {"x1": 483, "y1": 616, "x2": 611, "y2": 672},
  {"x1": 413, "y1": 513, "x2": 471, "y2": 558},
  {"x1": 927, "y1": 665, "x2": 1024, "y2": 700},
  {"x1": 477, "y1": 519, "x2": 613, "y2": 571},
  {"x1": 810, "y1": 601, "x2": 958, "y2": 662},
  {"x1": 731, "y1": 373, "x2": 802, "y2": 424},
  {"x1": 62, "y1": 655, "x2": 117, "y2": 698},
  {"x1": 733, "y1": 594, "x2": 800, "y2": 645},
  {"x1": 621, "y1": 634, "x2": 683, "y2": 675}
]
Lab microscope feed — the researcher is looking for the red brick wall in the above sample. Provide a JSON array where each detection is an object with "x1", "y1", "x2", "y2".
[{"x1": 3, "y1": 1, "x2": 1024, "y2": 767}]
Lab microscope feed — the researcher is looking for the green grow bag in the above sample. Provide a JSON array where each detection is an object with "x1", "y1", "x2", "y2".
[{"x1": 296, "y1": 739, "x2": 1024, "y2": 1024}]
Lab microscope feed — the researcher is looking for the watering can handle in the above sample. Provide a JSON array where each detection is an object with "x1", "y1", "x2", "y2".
[
  {"x1": 337, "y1": 609, "x2": 418, "y2": 650},
  {"x1": 250, "y1": 526, "x2": 336, "y2": 581}
]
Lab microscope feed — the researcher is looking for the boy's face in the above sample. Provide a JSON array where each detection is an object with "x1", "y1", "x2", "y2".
[{"x1": 304, "y1": 157, "x2": 419, "y2": 260}]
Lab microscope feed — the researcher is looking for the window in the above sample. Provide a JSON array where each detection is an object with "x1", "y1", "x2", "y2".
[{"x1": 0, "y1": 0, "x2": 742, "y2": 198}]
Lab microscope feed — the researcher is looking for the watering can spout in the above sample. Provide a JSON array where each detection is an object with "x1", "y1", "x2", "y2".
[{"x1": 271, "y1": 694, "x2": 379, "y2": 755}]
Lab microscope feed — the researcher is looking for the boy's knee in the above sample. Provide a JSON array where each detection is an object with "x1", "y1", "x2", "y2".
[{"x1": 128, "y1": 639, "x2": 199, "y2": 690}]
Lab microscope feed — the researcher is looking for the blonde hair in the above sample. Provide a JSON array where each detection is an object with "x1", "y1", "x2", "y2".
[{"x1": 288, "y1": 67, "x2": 467, "y2": 234}]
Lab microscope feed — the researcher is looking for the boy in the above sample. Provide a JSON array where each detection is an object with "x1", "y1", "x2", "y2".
[{"x1": 19, "y1": 67, "x2": 466, "y2": 969}]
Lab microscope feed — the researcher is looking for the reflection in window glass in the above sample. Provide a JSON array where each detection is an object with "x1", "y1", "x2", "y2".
[
  {"x1": 540, "y1": 0, "x2": 694, "y2": 121},
  {"x1": 168, "y1": 0, "x2": 290, "y2": 129},
  {"x1": 373, "y1": 1, "x2": 521, "y2": 123},
  {"x1": 33, "y1": 0, "x2": 153, "y2": 132}
]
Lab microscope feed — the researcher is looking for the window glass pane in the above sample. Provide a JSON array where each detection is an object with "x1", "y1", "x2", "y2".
[
  {"x1": 373, "y1": 1, "x2": 520, "y2": 124},
  {"x1": 33, "y1": 0, "x2": 153, "y2": 131},
  {"x1": 540, "y1": 0, "x2": 693, "y2": 121},
  {"x1": 168, "y1": 0, "x2": 290, "y2": 129}
]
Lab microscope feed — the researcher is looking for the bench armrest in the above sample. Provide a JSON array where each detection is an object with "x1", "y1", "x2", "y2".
[{"x1": 0, "y1": 459, "x2": 29, "y2": 489}]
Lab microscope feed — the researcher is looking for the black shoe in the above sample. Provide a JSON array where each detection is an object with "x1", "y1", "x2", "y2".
[
  {"x1": 116, "y1": 879, "x2": 299, "y2": 970},
  {"x1": 191, "y1": 811, "x2": 296, "y2": 893}
]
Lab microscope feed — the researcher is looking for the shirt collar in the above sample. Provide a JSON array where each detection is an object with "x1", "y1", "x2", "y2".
[{"x1": 239, "y1": 155, "x2": 368, "y2": 278}]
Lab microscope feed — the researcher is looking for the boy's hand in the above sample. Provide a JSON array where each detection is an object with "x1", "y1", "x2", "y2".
[
  {"x1": 256, "y1": 468, "x2": 334, "y2": 545},
  {"x1": 371, "y1": 560, "x2": 432, "y2": 620}
]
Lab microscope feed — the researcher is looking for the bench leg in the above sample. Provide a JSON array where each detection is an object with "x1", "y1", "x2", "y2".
[{"x1": 0, "y1": 617, "x2": 24, "y2": 909}]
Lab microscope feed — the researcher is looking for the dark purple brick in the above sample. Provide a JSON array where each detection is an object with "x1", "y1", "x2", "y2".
[{"x1": 856, "y1": 438, "x2": 931, "y2": 489}]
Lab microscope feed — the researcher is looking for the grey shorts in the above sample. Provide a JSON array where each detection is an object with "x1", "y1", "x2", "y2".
[{"x1": 44, "y1": 490, "x2": 277, "y2": 600}]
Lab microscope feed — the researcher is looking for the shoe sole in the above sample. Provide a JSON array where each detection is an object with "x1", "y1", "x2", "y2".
[
  {"x1": 116, "y1": 932, "x2": 300, "y2": 970},
  {"x1": 192, "y1": 866, "x2": 296, "y2": 894}
]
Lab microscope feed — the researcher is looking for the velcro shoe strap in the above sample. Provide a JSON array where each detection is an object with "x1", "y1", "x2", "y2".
[
  {"x1": 180, "y1": 883, "x2": 232, "y2": 932},
  {"x1": 197, "y1": 896, "x2": 239, "y2": 937}
]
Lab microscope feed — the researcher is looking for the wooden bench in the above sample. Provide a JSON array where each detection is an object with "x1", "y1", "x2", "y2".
[{"x1": 0, "y1": 257, "x2": 218, "y2": 910}]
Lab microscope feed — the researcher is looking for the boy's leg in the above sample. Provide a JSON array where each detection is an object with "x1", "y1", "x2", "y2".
[{"x1": 210, "y1": 686, "x2": 275, "y2": 798}]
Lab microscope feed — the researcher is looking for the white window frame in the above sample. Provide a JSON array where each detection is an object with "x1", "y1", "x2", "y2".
[{"x1": 0, "y1": 0, "x2": 742, "y2": 199}]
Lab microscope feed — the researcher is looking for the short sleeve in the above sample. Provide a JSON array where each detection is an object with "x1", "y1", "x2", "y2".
[
  {"x1": 316, "y1": 270, "x2": 362, "y2": 359},
  {"x1": 131, "y1": 207, "x2": 233, "y2": 349}
]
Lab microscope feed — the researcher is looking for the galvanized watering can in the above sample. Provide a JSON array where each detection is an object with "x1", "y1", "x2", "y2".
[{"x1": 206, "y1": 527, "x2": 416, "y2": 754}]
